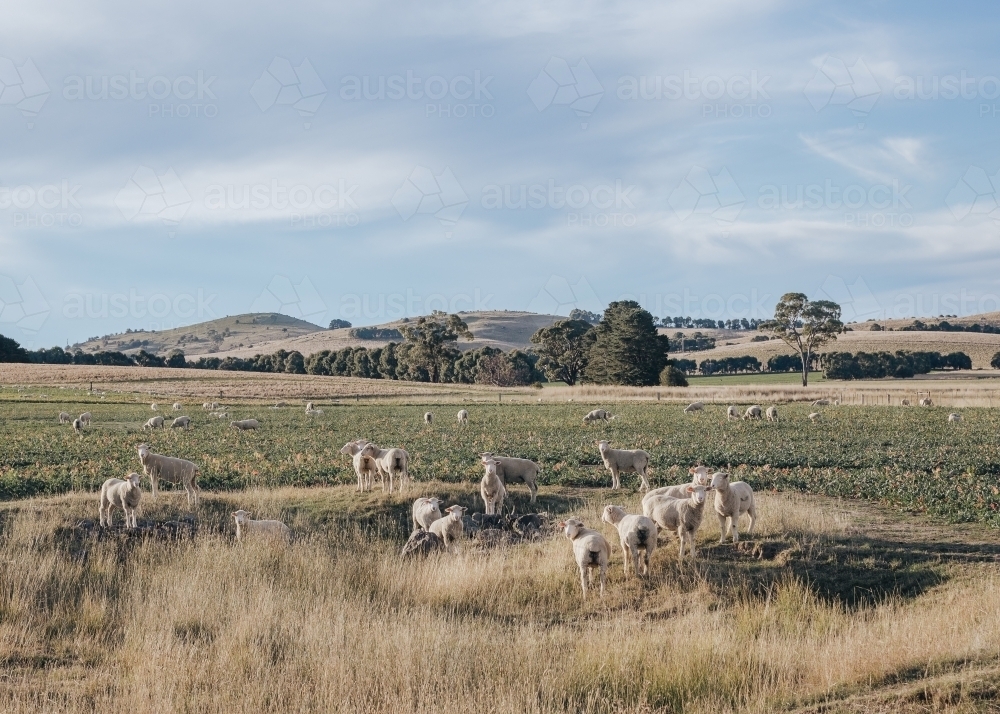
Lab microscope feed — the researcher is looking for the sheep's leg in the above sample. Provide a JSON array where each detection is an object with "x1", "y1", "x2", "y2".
[
  {"x1": 677, "y1": 526, "x2": 686, "y2": 562},
  {"x1": 717, "y1": 514, "x2": 728, "y2": 543},
  {"x1": 628, "y1": 544, "x2": 639, "y2": 577},
  {"x1": 529, "y1": 482, "x2": 537, "y2": 504},
  {"x1": 599, "y1": 563, "x2": 606, "y2": 597},
  {"x1": 746, "y1": 504, "x2": 757, "y2": 536},
  {"x1": 638, "y1": 467, "x2": 650, "y2": 492},
  {"x1": 579, "y1": 566, "x2": 588, "y2": 600},
  {"x1": 731, "y1": 517, "x2": 740, "y2": 543},
  {"x1": 105, "y1": 505, "x2": 114, "y2": 527},
  {"x1": 642, "y1": 546, "x2": 651, "y2": 575},
  {"x1": 610, "y1": 467, "x2": 620, "y2": 490},
  {"x1": 99, "y1": 501, "x2": 107, "y2": 527}
]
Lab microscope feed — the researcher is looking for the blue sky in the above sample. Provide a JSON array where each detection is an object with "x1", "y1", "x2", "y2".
[{"x1": 3, "y1": 0, "x2": 1000, "y2": 348}]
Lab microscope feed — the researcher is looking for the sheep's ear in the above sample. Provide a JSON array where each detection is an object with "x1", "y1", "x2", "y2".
[{"x1": 686, "y1": 486, "x2": 694, "y2": 493}]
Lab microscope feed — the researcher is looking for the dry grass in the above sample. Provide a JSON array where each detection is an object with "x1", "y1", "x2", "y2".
[{"x1": 1, "y1": 485, "x2": 1000, "y2": 713}]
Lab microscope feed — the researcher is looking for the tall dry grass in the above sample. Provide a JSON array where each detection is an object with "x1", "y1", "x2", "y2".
[{"x1": 1, "y1": 488, "x2": 999, "y2": 712}]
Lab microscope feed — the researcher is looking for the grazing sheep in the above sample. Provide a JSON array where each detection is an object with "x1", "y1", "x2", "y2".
[
  {"x1": 642, "y1": 465, "x2": 713, "y2": 513},
  {"x1": 72, "y1": 418, "x2": 84, "y2": 435},
  {"x1": 597, "y1": 441, "x2": 650, "y2": 491},
  {"x1": 646, "y1": 485, "x2": 710, "y2": 562},
  {"x1": 213, "y1": 412, "x2": 228, "y2": 419},
  {"x1": 683, "y1": 402, "x2": 704, "y2": 414},
  {"x1": 340, "y1": 440, "x2": 378, "y2": 492},
  {"x1": 479, "y1": 453, "x2": 540, "y2": 503},
  {"x1": 99, "y1": 472, "x2": 142, "y2": 528},
  {"x1": 58, "y1": 412, "x2": 71, "y2": 424},
  {"x1": 457, "y1": 409, "x2": 469, "y2": 424},
  {"x1": 151, "y1": 404, "x2": 158, "y2": 411},
  {"x1": 480, "y1": 459, "x2": 507, "y2": 515},
  {"x1": 709, "y1": 471, "x2": 756, "y2": 543},
  {"x1": 766, "y1": 406, "x2": 779, "y2": 422},
  {"x1": 811, "y1": 399, "x2": 830, "y2": 406},
  {"x1": 305, "y1": 407, "x2": 324, "y2": 416},
  {"x1": 170, "y1": 416, "x2": 192, "y2": 430},
  {"x1": 143, "y1": 416, "x2": 165, "y2": 430},
  {"x1": 808, "y1": 412, "x2": 821, "y2": 422},
  {"x1": 561, "y1": 518, "x2": 611, "y2": 599},
  {"x1": 920, "y1": 398, "x2": 933, "y2": 407},
  {"x1": 172, "y1": 402, "x2": 182, "y2": 411},
  {"x1": 429, "y1": 505, "x2": 467, "y2": 552},
  {"x1": 423, "y1": 412, "x2": 433, "y2": 424},
  {"x1": 202, "y1": 402, "x2": 220, "y2": 410},
  {"x1": 948, "y1": 413, "x2": 963, "y2": 423},
  {"x1": 136, "y1": 444, "x2": 201, "y2": 507},
  {"x1": 231, "y1": 510, "x2": 291, "y2": 543},
  {"x1": 412, "y1": 497, "x2": 444, "y2": 532},
  {"x1": 230, "y1": 419, "x2": 259, "y2": 431},
  {"x1": 900, "y1": 399, "x2": 911, "y2": 406},
  {"x1": 360, "y1": 443, "x2": 410, "y2": 493},
  {"x1": 582, "y1": 409, "x2": 616, "y2": 422},
  {"x1": 79, "y1": 412, "x2": 92, "y2": 425},
  {"x1": 601, "y1": 505, "x2": 657, "y2": 577},
  {"x1": 743, "y1": 405, "x2": 762, "y2": 420},
  {"x1": 726, "y1": 405, "x2": 739, "y2": 421}
]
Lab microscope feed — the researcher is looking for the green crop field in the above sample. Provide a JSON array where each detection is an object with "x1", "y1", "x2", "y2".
[{"x1": 3, "y1": 385, "x2": 1000, "y2": 526}]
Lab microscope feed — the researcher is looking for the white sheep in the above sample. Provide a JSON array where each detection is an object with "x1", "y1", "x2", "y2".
[
  {"x1": 143, "y1": 416, "x2": 165, "y2": 430},
  {"x1": 79, "y1": 412, "x2": 92, "y2": 425},
  {"x1": 412, "y1": 497, "x2": 444, "y2": 532},
  {"x1": 480, "y1": 459, "x2": 507, "y2": 515},
  {"x1": 202, "y1": 402, "x2": 220, "y2": 410},
  {"x1": 230, "y1": 419, "x2": 259, "y2": 431},
  {"x1": 683, "y1": 402, "x2": 704, "y2": 414},
  {"x1": 597, "y1": 440, "x2": 650, "y2": 491},
  {"x1": 99, "y1": 472, "x2": 142, "y2": 528},
  {"x1": 457, "y1": 409, "x2": 469, "y2": 424},
  {"x1": 709, "y1": 471, "x2": 756, "y2": 543},
  {"x1": 73, "y1": 418, "x2": 84, "y2": 435},
  {"x1": 726, "y1": 405, "x2": 739, "y2": 421},
  {"x1": 136, "y1": 444, "x2": 201, "y2": 507},
  {"x1": 948, "y1": 413, "x2": 963, "y2": 423},
  {"x1": 601, "y1": 505, "x2": 657, "y2": 577},
  {"x1": 170, "y1": 416, "x2": 192, "y2": 430},
  {"x1": 231, "y1": 510, "x2": 291, "y2": 543},
  {"x1": 172, "y1": 402, "x2": 182, "y2": 411},
  {"x1": 561, "y1": 518, "x2": 611, "y2": 599},
  {"x1": 360, "y1": 443, "x2": 410, "y2": 493},
  {"x1": 811, "y1": 399, "x2": 830, "y2": 406},
  {"x1": 213, "y1": 412, "x2": 228, "y2": 419},
  {"x1": 303, "y1": 402, "x2": 312, "y2": 410},
  {"x1": 766, "y1": 406, "x2": 778, "y2": 422},
  {"x1": 743, "y1": 405, "x2": 762, "y2": 420},
  {"x1": 306, "y1": 408, "x2": 324, "y2": 416},
  {"x1": 58, "y1": 412, "x2": 71, "y2": 424},
  {"x1": 642, "y1": 465, "x2": 713, "y2": 513},
  {"x1": 900, "y1": 399, "x2": 911, "y2": 406},
  {"x1": 646, "y1": 485, "x2": 710, "y2": 562},
  {"x1": 429, "y1": 505, "x2": 467, "y2": 552},
  {"x1": 808, "y1": 412, "x2": 821, "y2": 422},
  {"x1": 423, "y1": 412, "x2": 433, "y2": 424},
  {"x1": 151, "y1": 403, "x2": 158, "y2": 411},
  {"x1": 340, "y1": 440, "x2": 378, "y2": 491},
  {"x1": 920, "y1": 398, "x2": 933, "y2": 407},
  {"x1": 582, "y1": 409, "x2": 616, "y2": 422},
  {"x1": 479, "y1": 453, "x2": 540, "y2": 503}
]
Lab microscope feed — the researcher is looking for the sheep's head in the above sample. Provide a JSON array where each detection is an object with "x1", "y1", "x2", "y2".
[
  {"x1": 685, "y1": 484, "x2": 709, "y2": 505},
  {"x1": 360, "y1": 443, "x2": 379, "y2": 458},
  {"x1": 126, "y1": 472, "x2": 141, "y2": 488},
  {"x1": 479, "y1": 452, "x2": 494, "y2": 463},
  {"x1": 445, "y1": 505, "x2": 467, "y2": 519},
  {"x1": 425, "y1": 497, "x2": 442, "y2": 509},
  {"x1": 561, "y1": 518, "x2": 585, "y2": 540},
  {"x1": 232, "y1": 510, "x2": 251, "y2": 525},
  {"x1": 339, "y1": 441, "x2": 360, "y2": 456},
  {"x1": 483, "y1": 459, "x2": 499, "y2": 476},
  {"x1": 137, "y1": 444, "x2": 150, "y2": 457},
  {"x1": 689, "y1": 465, "x2": 712, "y2": 486},
  {"x1": 601, "y1": 505, "x2": 625, "y2": 525},
  {"x1": 597, "y1": 440, "x2": 610, "y2": 453},
  {"x1": 708, "y1": 472, "x2": 730, "y2": 491}
]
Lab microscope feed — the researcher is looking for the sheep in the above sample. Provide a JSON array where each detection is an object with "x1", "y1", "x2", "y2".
[
  {"x1": 642, "y1": 465, "x2": 713, "y2": 513},
  {"x1": 231, "y1": 510, "x2": 291, "y2": 543},
  {"x1": 99, "y1": 472, "x2": 142, "y2": 528},
  {"x1": 58, "y1": 412, "x2": 71, "y2": 424},
  {"x1": 172, "y1": 402, "x2": 182, "y2": 411},
  {"x1": 597, "y1": 441, "x2": 650, "y2": 491},
  {"x1": 72, "y1": 418, "x2": 84, "y2": 435},
  {"x1": 213, "y1": 412, "x2": 228, "y2": 419},
  {"x1": 766, "y1": 406, "x2": 779, "y2": 422},
  {"x1": 170, "y1": 416, "x2": 192, "y2": 430},
  {"x1": 479, "y1": 453, "x2": 540, "y2": 503},
  {"x1": 360, "y1": 443, "x2": 410, "y2": 493},
  {"x1": 202, "y1": 402, "x2": 220, "y2": 410},
  {"x1": 808, "y1": 412, "x2": 821, "y2": 422},
  {"x1": 560, "y1": 518, "x2": 611, "y2": 599},
  {"x1": 306, "y1": 407, "x2": 324, "y2": 416},
  {"x1": 743, "y1": 405, "x2": 762, "y2": 420},
  {"x1": 424, "y1": 412, "x2": 433, "y2": 424},
  {"x1": 79, "y1": 412, "x2": 92, "y2": 425},
  {"x1": 582, "y1": 409, "x2": 616, "y2": 422},
  {"x1": 683, "y1": 402, "x2": 704, "y2": 414},
  {"x1": 457, "y1": 409, "x2": 469, "y2": 424},
  {"x1": 601, "y1": 505, "x2": 657, "y2": 577},
  {"x1": 304, "y1": 402, "x2": 312, "y2": 410},
  {"x1": 948, "y1": 413, "x2": 963, "y2": 423},
  {"x1": 151, "y1": 403, "x2": 158, "y2": 411},
  {"x1": 429, "y1": 505, "x2": 467, "y2": 552},
  {"x1": 143, "y1": 416, "x2": 165, "y2": 430},
  {"x1": 811, "y1": 399, "x2": 830, "y2": 406},
  {"x1": 920, "y1": 398, "x2": 933, "y2": 407},
  {"x1": 709, "y1": 471, "x2": 756, "y2": 543},
  {"x1": 480, "y1": 459, "x2": 507, "y2": 515},
  {"x1": 412, "y1": 497, "x2": 443, "y2": 532},
  {"x1": 340, "y1": 440, "x2": 378, "y2": 491},
  {"x1": 136, "y1": 444, "x2": 201, "y2": 507},
  {"x1": 230, "y1": 419, "x2": 259, "y2": 431},
  {"x1": 900, "y1": 399, "x2": 911, "y2": 406},
  {"x1": 645, "y1": 485, "x2": 710, "y2": 561},
  {"x1": 726, "y1": 405, "x2": 739, "y2": 421}
]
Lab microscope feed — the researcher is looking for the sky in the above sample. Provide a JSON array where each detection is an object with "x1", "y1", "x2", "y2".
[{"x1": 3, "y1": 0, "x2": 1000, "y2": 348}]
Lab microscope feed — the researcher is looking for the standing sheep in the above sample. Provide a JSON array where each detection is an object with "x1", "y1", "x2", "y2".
[
  {"x1": 808, "y1": 412, "x2": 821, "y2": 422},
  {"x1": 811, "y1": 399, "x2": 830, "y2": 406},
  {"x1": 583, "y1": 409, "x2": 616, "y2": 422},
  {"x1": 645, "y1": 485, "x2": 711, "y2": 562},
  {"x1": 601, "y1": 505, "x2": 657, "y2": 577},
  {"x1": 560, "y1": 518, "x2": 611, "y2": 599},
  {"x1": 340, "y1": 440, "x2": 378, "y2": 491},
  {"x1": 79, "y1": 412, "x2": 92, "y2": 425},
  {"x1": 709, "y1": 471, "x2": 756, "y2": 543},
  {"x1": 423, "y1": 412, "x2": 433, "y2": 424},
  {"x1": 143, "y1": 416, "x2": 165, "y2": 430},
  {"x1": 412, "y1": 497, "x2": 443, "y2": 532},
  {"x1": 99, "y1": 472, "x2": 142, "y2": 528},
  {"x1": 743, "y1": 405, "x2": 762, "y2": 420},
  {"x1": 172, "y1": 402, "x2": 182, "y2": 411},
  {"x1": 72, "y1": 418, "x2": 84, "y2": 435},
  {"x1": 429, "y1": 505, "x2": 467, "y2": 552},
  {"x1": 726, "y1": 405, "x2": 739, "y2": 421},
  {"x1": 360, "y1": 443, "x2": 410, "y2": 493},
  {"x1": 900, "y1": 399, "x2": 911, "y2": 406},
  {"x1": 457, "y1": 409, "x2": 469, "y2": 424},
  {"x1": 765, "y1": 406, "x2": 779, "y2": 422},
  {"x1": 683, "y1": 402, "x2": 704, "y2": 414},
  {"x1": 58, "y1": 412, "x2": 72, "y2": 424},
  {"x1": 480, "y1": 459, "x2": 507, "y2": 515},
  {"x1": 597, "y1": 441, "x2": 650, "y2": 491},
  {"x1": 919, "y1": 398, "x2": 933, "y2": 407},
  {"x1": 170, "y1": 416, "x2": 192, "y2": 430},
  {"x1": 642, "y1": 465, "x2": 712, "y2": 513},
  {"x1": 231, "y1": 510, "x2": 292, "y2": 543},
  {"x1": 948, "y1": 413, "x2": 963, "y2": 423},
  {"x1": 136, "y1": 444, "x2": 201, "y2": 507},
  {"x1": 151, "y1": 404, "x2": 158, "y2": 411},
  {"x1": 230, "y1": 419, "x2": 260, "y2": 431},
  {"x1": 479, "y1": 453, "x2": 540, "y2": 503}
]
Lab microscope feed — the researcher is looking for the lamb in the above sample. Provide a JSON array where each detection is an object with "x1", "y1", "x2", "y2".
[
  {"x1": 560, "y1": 518, "x2": 611, "y2": 599},
  {"x1": 808, "y1": 412, "x2": 821, "y2": 422},
  {"x1": 642, "y1": 465, "x2": 712, "y2": 513},
  {"x1": 412, "y1": 497, "x2": 443, "y2": 532},
  {"x1": 423, "y1": 412, "x2": 433, "y2": 424},
  {"x1": 920, "y1": 398, "x2": 933, "y2": 407},
  {"x1": 73, "y1": 418, "x2": 84, "y2": 435},
  {"x1": 480, "y1": 459, "x2": 507, "y2": 515},
  {"x1": 99, "y1": 472, "x2": 142, "y2": 528},
  {"x1": 429, "y1": 505, "x2": 467, "y2": 552},
  {"x1": 601, "y1": 505, "x2": 657, "y2": 577},
  {"x1": 143, "y1": 416, "x2": 165, "y2": 430},
  {"x1": 948, "y1": 413, "x2": 963, "y2": 423},
  {"x1": 479, "y1": 453, "x2": 540, "y2": 503},
  {"x1": 582, "y1": 409, "x2": 616, "y2": 422},
  {"x1": 766, "y1": 406, "x2": 779, "y2": 422},
  {"x1": 170, "y1": 416, "x2": 192, "y2": 430},
  {"x1": 645, "y1": 485, "x2": 710, "y2": 562},
  {"x1": 136, "y1": 444, "x2": 201, "y2": 507},
  {"x1": 683, "y1": 402, "x2": 704, "y2": 414},
  {"x1": 230, "y1": 419, "x2": 259, "y2": 431},
  {"x1": 709, "y1": 471, "x2": 756, "y2": 543},
  {"x1": 457, "y1": 409, "x2": 469, "y2": 424},
  {"x1": 231, "y1": 510, "x2": 291, "y2": 543},
  {"x1": 172, "y1": 402, "x2": 182, "y2": 411},
  {"x1": 360, "y1": 443, "x2": 410, "y2": 493},
  {"x1": 340, "y1": 440, "x2": 378, "y2": 492},
  {"x1": 202, "y1": 402, "x2": 219, "y2": 410},
  {"x1": 811, "y1": 399, "x2": 830, "y2": 406},
  {"x1": 79, "y1": 412, "x2": 92, "y2": 425},
  {"x1": 743, "y1": 405, "x2": 762, "y2": 420},
  {"x1": 900, "y1": 399, "x2": 911, "y2": 406},
  {"x1": 727, "y1": 405, "x2": 739, "y2": 421},
  {"x1": 58, "y1": 412, "x2": 71, "y2": 424},
  {"x1": 597, "y1": 440, "x2": 650, "y2": 491}
]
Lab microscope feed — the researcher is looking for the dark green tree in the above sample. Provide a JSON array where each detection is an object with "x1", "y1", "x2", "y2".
[
  {"x1": 529, "y1": 319, "x2": 594, "y2": 385},
  {"x1": 166, "y1": 349, "x2": 187, "y2": 368},
  {"x1": 583, "y1": 301, "x2": 669, "y2": 386},
  {"x1": 759, "y1": 293, "x2": 843, "y2": 386},
  {"x1": 398, "y1": 311, "x2": 473, "y2": 383},
  {"x1": 0, "y1": 334, "x2": 29, "y2": 363}
]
